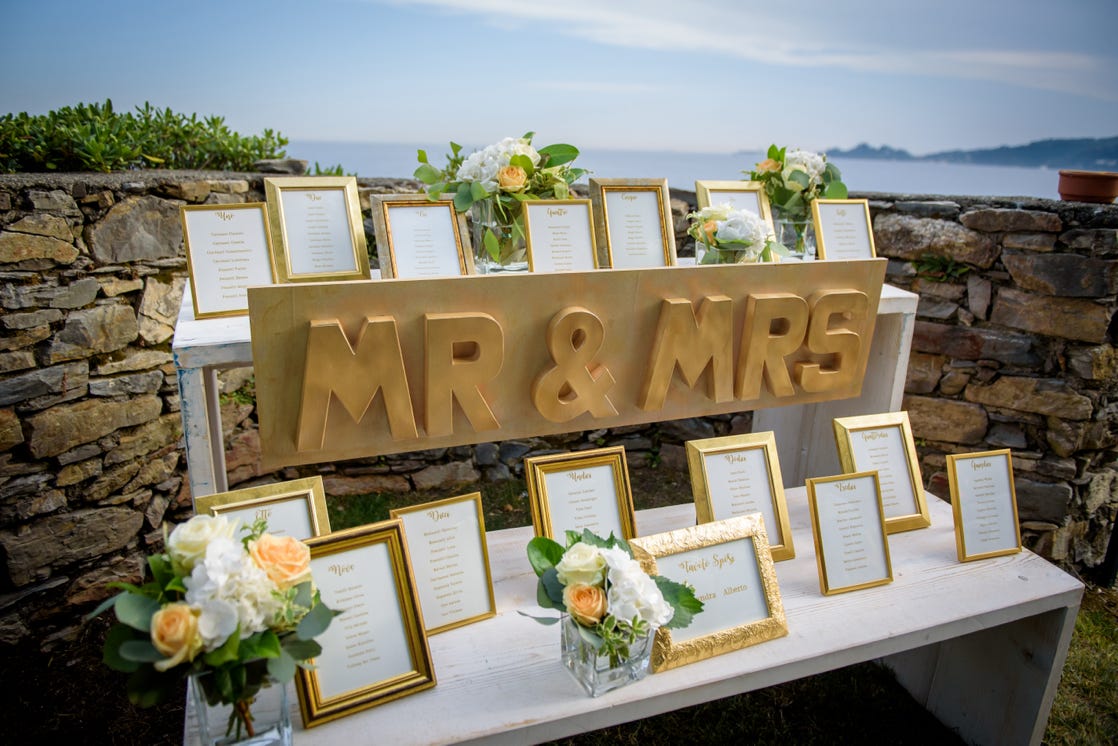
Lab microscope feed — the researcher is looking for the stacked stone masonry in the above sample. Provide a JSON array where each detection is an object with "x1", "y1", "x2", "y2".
[{"x1": 0, "y1": 171, "x2": 1115, "y2": 651}]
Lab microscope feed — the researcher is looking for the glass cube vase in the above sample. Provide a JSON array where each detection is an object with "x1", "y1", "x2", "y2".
[
  {"x1": 559, "y1": 615, "x2": 653, "y2": 697},
  {"x1": 189, "y1": 672, "x2": 292, "y2": 746}
]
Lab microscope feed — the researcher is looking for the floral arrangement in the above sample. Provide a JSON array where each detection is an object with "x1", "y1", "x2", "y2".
[
  {"x1": 89, "y1": 514, "x2": 337, "y2": 740},
  {"x1": 525, "y1": 530, "x2": 703, "y2": 666},
  {"x1": 687, "y1": 203, "x2": 780, "y2": 264},
  {"x1": 414, "y1": 132, "x2": 587, "y2": 263},
  {"x1": 747, "y1": 144, "x2": 847, "y2": 223}
]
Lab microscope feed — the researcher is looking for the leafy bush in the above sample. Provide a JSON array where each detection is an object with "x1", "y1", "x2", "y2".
[{"x1": 0, "y1": 99, "x2": 288, "y2": 173}]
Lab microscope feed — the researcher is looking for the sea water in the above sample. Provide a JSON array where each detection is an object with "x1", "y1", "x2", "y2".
[{"x1": 289, "y1": 140, "x2": 1062, "y2": 200}]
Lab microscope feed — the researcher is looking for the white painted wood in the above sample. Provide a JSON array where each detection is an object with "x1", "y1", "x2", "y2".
[{"x1": 185, "y1": 492, "x2": 1081, "y2": 745}]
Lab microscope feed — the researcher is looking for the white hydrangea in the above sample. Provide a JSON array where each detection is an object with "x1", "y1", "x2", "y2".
[
  {"x1": 717, "y1": 210, "x2": 771, "y2": 250},
  {"x1": 783, "y1": 148, "x2": 826, "y2": 187},
  {"x1": 601, "y1": 547, "x2": 674, "y2": 628},
  {"x1": 184, "y1": 536, "x2": 281, "y2": 649},
  {"x1": 456, "y1": 136, "x2": 541, "y2": 192}
]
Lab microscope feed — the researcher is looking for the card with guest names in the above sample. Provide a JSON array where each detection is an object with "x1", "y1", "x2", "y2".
[
  {"x1": 524, "y1": 199, "x2": 597, "y2": 272},
  {"x1": 602, "y1": 187, "x2": 672, "y2": 268},
  {"x1": 181, "y1": 203, "x2": 275, "y2": 318},
  {"x1": 807, "y1": 472, "x2": 893, "y2": 595},
  {"x1": 279, "y1": 187, "x2": 359, "y2": 275},
  {"x1": 948, "y1": 450, "x2": 1021, "y2": 561}
]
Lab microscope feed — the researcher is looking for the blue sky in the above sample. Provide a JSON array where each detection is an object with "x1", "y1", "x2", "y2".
[{"x1": 3, "y1": 0, "x2": 1115, "y2": 156}]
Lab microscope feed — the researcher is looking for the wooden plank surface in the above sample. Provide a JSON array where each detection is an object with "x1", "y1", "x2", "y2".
[{"x1": 187, "y1": 490, "x2": 1080, "y2": 745}]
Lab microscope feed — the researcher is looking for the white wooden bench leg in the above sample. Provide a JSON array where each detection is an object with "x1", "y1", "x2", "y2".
[{"x1": 176, "y1": 365, "x2": 229, "y2": 504}]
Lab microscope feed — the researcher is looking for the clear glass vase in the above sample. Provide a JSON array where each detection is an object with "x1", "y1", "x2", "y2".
[
  {"x1": 696, "y1": 240, "x2": 764, "y2": 265},
  {"x1": 560, "y1": 614, "x2": 653, "y2": 697},
  {"x1": 189, "y1": 672, "x2": 292, "y2": 746},
  {"x1": 774, "y1": 216, "x2": 816, "y2": 262},
  {"x1": 469, "y1": 198, "x2": 529, "y2": 274}
]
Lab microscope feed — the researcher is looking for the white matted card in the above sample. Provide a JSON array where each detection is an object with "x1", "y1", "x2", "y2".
[
  {"x1": 589, "y1": 178, "x2": 676, "y2": 268},
  {"x1": 947, "y1": 449, "x2": 1022, "y2": 562},
  {"x1": 264, "y1": 176, "x2": 371, "y2": 282},
  {"x1": 685, "y1": 432, "x2": 794, "y2": 561},
  {"x1": 694, "y1": 180, "x2": 775, "y2": 230},
  {"x1": 525, "y1": 446, "x2": 636, "y2": 540},
  {"x1": 630, "y1": 514, "x2": 786, "y2": 672},
  {"x1": 194, "y1": 476, "x2": 330, "y2": 540},
  {"x1": 812, "y1": 198, "x2": 876, "y2": 260},
  {"x1": 371, "y1": 195, "x2": 473, "y2": 278},
  {"x1": 390, "y1": 492, "x2": 496, "y2": 634},
  {"x1": 833, "y1": 412, "x2": 931, "y2": 534},
  {"x1": 523, "y1": 199, "x2": 598, "y2": 272},
  {"x1": 180, "y1": 203, "x2": 276, "y2": 318},
  {"x1": 297, "y1": 521, "x2": 435, "y2": 727},
  {"x1": 806, "y1": 471, "x2": 893, "y2": 595}
]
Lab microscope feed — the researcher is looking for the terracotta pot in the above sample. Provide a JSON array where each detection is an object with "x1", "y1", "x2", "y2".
[{"x1": 1057, "y1": 169, "x2": 1118, "y2": 204}]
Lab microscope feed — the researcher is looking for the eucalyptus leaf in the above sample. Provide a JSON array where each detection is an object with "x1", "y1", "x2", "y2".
[
  {"x1": 102, "y1": 624, "x2": 142, "y2": 672},
  {"x1": 268, "y1": 649, "x2": 298, "y2": 682},
  {"x1": 119, "y1": 638, "x2": 166, "y2": 663},
  {"x1": 114, "y1": 592, "x2": 160, "y2": 632},
  {"x1": 788, "y1": 170, "x2": 811, "y2": 189},
  {"x1": 575, "y1": 622, "x2": 605, "y2": 650},
  {"x1": 823, "y1": 181, "x2": 848, "y2": 199},
  {"x1": 293, "y1": 581, "x2": 313, "y2": 608},
  {"x1": 85, "y1": 592, "x2": 120, "y2": 621},
  {"x1": 470, "y1": 181, "x2": 488, "y2": 202},
  {"x1": 453, "y1": 183, "x2": 474, "y2": 212},
  {"x1": 296, "y1": 599, "x2": 338, "y2": 640},
  {"x1": 517, "y1": 610, "x2": 562, "y2": 625},
  {"x1": 540, "y1": 567, "x2": 566, "y2": 608},
  {"x1": 282, "y1": 638, "x2": 323, "y2": 661}
]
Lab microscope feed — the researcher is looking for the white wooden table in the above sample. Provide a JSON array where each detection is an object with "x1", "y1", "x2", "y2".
[
  {"x1": 170, "y1": 282, "x2": 919, "y2": 500},
  {"x1": 185, "y1": 493, "x2": 1082, "y2": 745}
]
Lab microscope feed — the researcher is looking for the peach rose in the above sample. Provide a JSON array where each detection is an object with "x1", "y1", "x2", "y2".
[
  {"x1": 150, "y1": 603, "x2": 203, "y2": 672},
  {"x1": 249, "y1": 534, "x2": 312, "y2": 590},
  {"x1": 563, "y1": 583, "x2": 608, "y2": 627},
  {"x1": 755, "y1": 157, "x2": 781, "y2": 174},
  {"x1": 497, "y1": 165, "x2": 528, "y2": 192},
  {"x1": 701, "y1": 219, "x2": 720, "y2": 243}
]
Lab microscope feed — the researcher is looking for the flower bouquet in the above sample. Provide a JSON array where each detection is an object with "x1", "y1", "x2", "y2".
[
  {"x1": 414, "y1": 132, "x2": 587, "y2": 272},
  {"x1": 686, "y1": 203, "x2": 781, "y2": 264},
  {"x1": 89, "y1": 515, "x2": 337, "y2": 744},
  {"x1": 748, "y1": 144, "x2": 847, "y2": 258},
  {"x1": 525, "y1": 529, "x2": 703, "y2": 696}
]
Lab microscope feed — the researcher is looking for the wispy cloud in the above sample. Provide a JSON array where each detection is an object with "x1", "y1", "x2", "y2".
[{"x1": 375, "y1": 0, "x2": 1117, "y2": 101}]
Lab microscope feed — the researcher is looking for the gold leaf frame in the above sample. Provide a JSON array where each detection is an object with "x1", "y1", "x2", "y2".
[
  {"x1": 806, "y1": 471, "x2": 894, "y2": 595},
  {"x1": 525, "y1": 446, "x2": 636, "y2": 540},
  {"x1": 297, "y1": 520, "x2": 435, "y2": 728},
  {"x1": 946, "y1": 449, "x2": 1022, "y2": 562},
  {"x1": 588, "y1": 178, "x2": 677, "y2": 268},
  {"x1": 811, "y1": 198, "x2": 877, "y2": 260},
  {"x1": 180, "y1": 202, "x2": 277, "y2": 319},
  {"x1": 833, "y1": 411, "x2": 930, "y2": 533},
  {"x1": 194, "y1": 475, "x2": 330, "y2": 539},
  {"x1": 369, "y1": 194, "x2": 474, "y2": 278},
  {"x1": 390, "y1": 492, "x2": 497, "y2": 634},
  {"x1": 522, "y1": 198, "x2": 600, "y2": 272},
  {"x1": 685, "y1": 432, "x2": 794, "y2": 561},
  {"x1": 694, "y1": 180, "x2": 775, "y2": 231},
  {"x1": 630, "y1": 514, "x2": 787, "y2": 673},
  {"x1": 264, "y1": 176, "x2": 371, "y2": 282}
]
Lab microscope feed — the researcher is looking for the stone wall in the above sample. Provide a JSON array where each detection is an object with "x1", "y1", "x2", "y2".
[{"x1": 0, "y1": 171, "x2": 1115, "y2": 652}]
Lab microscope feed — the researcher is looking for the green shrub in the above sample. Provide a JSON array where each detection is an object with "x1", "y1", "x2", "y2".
[{"x1": 0, "y1": 99, "x2": 288, "y2": 173}]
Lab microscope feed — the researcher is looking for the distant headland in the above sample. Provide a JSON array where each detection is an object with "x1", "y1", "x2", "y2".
[{"x1": 826, "y1": 136, "x2": 1118, "y2": 170}]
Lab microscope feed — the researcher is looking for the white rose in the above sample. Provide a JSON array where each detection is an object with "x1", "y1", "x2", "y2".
[
  {"x1": 167, "y1": 515, "x2": 237, "y2": 574},
  {"x1": 555, "y1": 542, "x2": 607, "y2": 587}
]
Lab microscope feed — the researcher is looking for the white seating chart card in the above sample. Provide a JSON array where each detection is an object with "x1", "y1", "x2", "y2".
[
  {"x1": 947, "y1": 449, "x2": 1022, "y2": 561},
  {"x1": 372, "y1": 195, "x2": 472, "y2": 278},
  {"x1": 523, "y1": 199, "x2": 598, "y2": 272},
  {"x1": 812, "y1": 198, "x2": 877, "y2": 260},
  {"x1": 264, "y1": 176, "x2": 371, "y2": 283},
  {"x1": 180, "y1": 204, "x2": 275, "y2": 318},
  {"x1": 590, "y1": 179, "x2": 676, "y2": 268},
  {"x1": 806, "y1": 471, "x2": 893, "y2": 595},
  {"x1": 526, "y1": 447, "x2": 636, "y2": 540}
]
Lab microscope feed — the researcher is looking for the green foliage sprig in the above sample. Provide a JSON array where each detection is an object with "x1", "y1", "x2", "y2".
[{"x1": 0, "y1": 99, "x2": 288, "y2": 173}]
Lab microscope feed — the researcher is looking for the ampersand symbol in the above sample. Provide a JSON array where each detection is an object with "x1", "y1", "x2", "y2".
[{"x1": 531, "y1": 306, "x2": 618, "y2": 423}]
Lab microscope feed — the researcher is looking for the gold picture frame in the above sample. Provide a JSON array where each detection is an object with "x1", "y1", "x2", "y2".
[
  {"x1": 630, "y1": 514, "x2": 787, "y2": 673},
  {"x1": 833, "y1": 411, "x2": 931, "y2": 533},
  {"x1": 370, "y1": 194, "x2": 474, "y2": 278},
  {"x1": 694, "y1": 180, "x2": 775, "y2": 230},
  {"x1": 812, "y1": 198, "x2": 877, "y2": 260},
  {"x1": 522, "y1": 198, "x2": 599, "y2": 272},
  {"x1": 946, "y1": 449, "x2": 1023, "y2": 562},
  {"x1": 390, "y1": 492, "x2": 497, "y2": 634},
  {"x1": 685, "y1": 432, "x2": 794, "y2": 561},
  {"x1": 525, "y1": 446, "x2": 637, "y2": 541},
  {"x1": 806, "y1": 471, "x2": 893, "y2": 595},
  {"x1": 180, "y1": 203, "x2": 277, "y2": 319},
  {"x1": 264, "y1": 176, "x2": 371, "y2": 283},
  {"x1": 588, "y1": 178, "x2": 677, "y2": 268},
  {"x1": 193, "y1": 476, "x2": 330, "y2": 539},
  {"x1": 296, "y1": 520, "x2": 435, "y2": 728}
]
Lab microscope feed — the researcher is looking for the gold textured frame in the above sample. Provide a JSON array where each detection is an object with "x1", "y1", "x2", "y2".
[
  {"x1": 522, "y1": 198, "x2": 599, "y2": 272},
  {"x1": 370, "y1": 194, "x2": 473, "y2": 278},
  {"x1": 525, "y1": 446, "x2": 636, "y2": 540},
  {"x1": 833, "y1": 411, "x2": 930, "y2": 533},
  {"x1": 180, "y1": 203, "x2": 277, "y2": 319},
  {"x1": 296, "y1": 520, "x2": 435, "y2": 728},
  {"x1": 812, "y1": 198, "x2": 877, "y2": 260},
  {"x1": 194, "y1": 476, "x2": 330, "y2": 539},
  {"x1": 686, "y1": 433, "x2": 794, "y2": 561},
  {"x1": 264, "y1": 176, "x2": 371, "y2": 282},
  {"x1": 806, "y1": 471, "x2": 893, "y2": 595},
  {"x1": 694, "y1": 180, "x2": 775, "y2": 230},
  {"x1": 630, "y1": 514, "x2": 787, "y2": 673},
  {"x1": 390, "y1": 492, "x2": 497, "y2": 634},
  {"x1": 588, "y1": 178, "x2": 677, "y2": 268},
  {"x1": 947, "y1": 449, "x2": 1022, "y2": 562}
]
